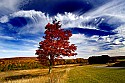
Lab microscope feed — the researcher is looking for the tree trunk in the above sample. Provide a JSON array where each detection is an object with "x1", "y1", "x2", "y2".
[
  {"x1": 48, "y1": 55, "x2": 54, "y2": 74},
  {"x1": 48, "y1": 59, "x2": 52, "y2": 74}
]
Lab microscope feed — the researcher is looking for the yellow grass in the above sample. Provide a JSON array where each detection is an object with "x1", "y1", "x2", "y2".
[{"x1": 0, "y1": 67, "x2": 70, "y2": 83}]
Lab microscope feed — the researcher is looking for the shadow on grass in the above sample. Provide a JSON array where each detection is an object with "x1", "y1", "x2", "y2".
[{"x1": 3, "y1": 73, "x2": 48, "y2": 81}]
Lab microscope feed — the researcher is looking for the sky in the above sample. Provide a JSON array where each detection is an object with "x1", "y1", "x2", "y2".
[{"x1": 0, "y1": 0, "x2": 125, "y2": 59}]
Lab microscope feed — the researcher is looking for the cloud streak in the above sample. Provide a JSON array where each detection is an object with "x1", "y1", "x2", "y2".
[{"x1": 1, "y1": 0, "x2": 125, "y2": 58}]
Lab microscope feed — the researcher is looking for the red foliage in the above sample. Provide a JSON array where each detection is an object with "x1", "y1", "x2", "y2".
[{"x1": 36, "y1": 21, "x2": 77, "y2": 66}]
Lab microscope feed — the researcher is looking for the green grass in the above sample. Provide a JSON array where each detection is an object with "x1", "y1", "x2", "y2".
[{"x1": 67, "y1": 65, "x2": 125, "y2": 83}]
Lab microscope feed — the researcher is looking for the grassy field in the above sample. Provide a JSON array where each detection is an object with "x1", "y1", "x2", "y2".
[
  {"x1": 0, "y1": 66, "x2": 69, "y2": 83},
  {"x1": 67, "y1": 65, "x2": 125, "y2": 83},
  {"x1": 0, "y1": 65, "x2": 125, "y2": 83}
]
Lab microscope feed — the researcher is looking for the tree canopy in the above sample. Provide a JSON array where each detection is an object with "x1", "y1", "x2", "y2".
[{"x1": 36, "y1": 20, "x2": 77, "y2": 73}]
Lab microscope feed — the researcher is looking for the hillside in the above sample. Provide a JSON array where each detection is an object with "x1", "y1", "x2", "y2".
[
  {"x1": 0, "y1": 57, "x2": 37, "y2": 61},
  {"x1": 0, "y1": 57, "x2": 88, "y2": 72},
  {"x1": 0, "y1": 57, "x2": 44, "y2": 72}
]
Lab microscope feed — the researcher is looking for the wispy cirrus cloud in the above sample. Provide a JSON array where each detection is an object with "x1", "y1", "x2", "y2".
[
  {"x1": 0, "y1": 0, "x2": 22, "y2": 17},
  {"x1": 0, "y1": 35, "x2": 14, "y2": 40},
  {"x1": 1, "y1": 0, "x2": 125, "y2": 58}
]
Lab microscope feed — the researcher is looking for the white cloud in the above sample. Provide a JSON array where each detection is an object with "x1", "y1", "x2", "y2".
[
  {"x1": 1, "y1": 49, "x2": 32, "y2": 53},
  {"x1": 83, "y1": 0, "x2": 125, "y2": 17},
  {"x1": 69, "y1": 34, "x2": 100, "y2": 58},
  {"x1": 18, "y1": 38, "x2": 39, "y2": 44},
  {"x1": 113, "y1": 39, "x2": 122, "y2": 45},
  {"x1": 98, "y1": 47, "x2": 125, "y2": 56},
  {"x1": 0, "y1": 50, "x2": 36, "y2": 58},
  {"x1": 0, "y1": 0, "x2": 21, "y2": 17},
  {"x1": 0, "y1": 10, "x2": 97, "y2": 35},
  {"x1": 69, "y1": 34, "x2": 86, "y2": 44},
  {"x1": 0, "y1": 15, "x2": 9, "y2": 23},
  {"x1": 0, "y1": 35, "x2": 39, "y2": 44},
  {"x1": 2, "y1": 10, "x2": 52, "y2": 34},
  {"x1": 114, "y1": 24, "x2": 125, "y2": 37},
  {"x1": 55, "y1": 12, "x2": 97, "y2": 29},
  {"x1": 0, "y1": 35, "x2": 14, "y2": 40},
  {"x1": 0, "y1": 0, "x2": 21, "y2": 11},
  {"x1": 0, "y1": 44, "x2": 37, "y2": 58},
  {"x1": 1, "y1": 0, "x2": 125, "y2": 58}
]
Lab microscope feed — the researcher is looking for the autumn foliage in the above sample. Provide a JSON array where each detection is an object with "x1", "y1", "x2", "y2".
[
  {"x1": 0, "y1": 57, "x2": 88, "y2": 72},
  {"x1": 0, "y1": 57, "x2": 45, "y2": 72},
  {"x1": 36, "y1": 21, "x2": 77, "y2": 72}
]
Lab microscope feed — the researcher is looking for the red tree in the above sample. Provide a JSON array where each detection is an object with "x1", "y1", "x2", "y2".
[{"x1": 36, "y1": 21, "x2": 77, "y2": 73}]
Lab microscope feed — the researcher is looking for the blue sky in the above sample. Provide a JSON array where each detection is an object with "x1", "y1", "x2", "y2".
[{"x1": 0, "y1": 0, "x2": 125, "y2": 58}]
